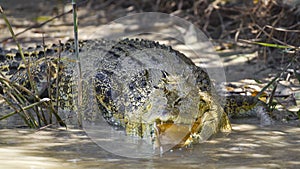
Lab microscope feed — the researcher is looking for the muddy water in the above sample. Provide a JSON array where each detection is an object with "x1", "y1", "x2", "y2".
[{"x1": 0, "y1": 122, "x2": 299, "y2": 169}]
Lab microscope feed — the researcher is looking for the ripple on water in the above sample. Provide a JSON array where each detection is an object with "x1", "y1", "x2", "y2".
[{"x1": 0, "y1": 123, "x2": 299, "y2": 168}]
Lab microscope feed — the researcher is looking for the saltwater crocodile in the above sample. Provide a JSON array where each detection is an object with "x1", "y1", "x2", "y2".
[{"x1": 0, "y1": 38, "x2": 276, "y2": 146}]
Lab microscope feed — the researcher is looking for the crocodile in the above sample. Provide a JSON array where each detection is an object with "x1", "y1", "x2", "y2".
[{"x1": 0, "y1": 38, "x2": 276, "y2": 146}]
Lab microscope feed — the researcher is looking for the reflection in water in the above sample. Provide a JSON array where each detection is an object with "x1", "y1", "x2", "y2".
[{"x1": 0, "y1": 123, "x2": 300, "y2": 169}]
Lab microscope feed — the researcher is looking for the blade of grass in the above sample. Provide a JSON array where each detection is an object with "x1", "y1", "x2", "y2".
[
  {"x1": 72, "y1": 0, "x2": 82, "y2": 127},
  {"x1": 55, "y1": 41, "x2": 62, "y2": 112},
  {"x1": 255, "y1": 54, "x2": 297, "y2": 100},
  {"x1": 0, "y1": 98, "x2": 50, "y2": 121},
  {"x1": 253, "y1": 42, "x2": 292, "y2": 49},
  {"x1": 239, "y1": 39, "x2": 298, "y2": 49},
  {"x1": 0, "y1": 95, "x2": 33, "y2": 127}
]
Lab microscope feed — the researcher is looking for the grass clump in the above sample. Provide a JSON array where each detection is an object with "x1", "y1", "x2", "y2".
[{"x1": 0, "y1": 6, "x2": 66, "y2": 129}]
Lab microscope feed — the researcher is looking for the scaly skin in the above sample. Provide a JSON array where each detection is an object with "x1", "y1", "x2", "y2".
[{"x1": 1, "y1": 38, "x2": 256, "y2": 147}]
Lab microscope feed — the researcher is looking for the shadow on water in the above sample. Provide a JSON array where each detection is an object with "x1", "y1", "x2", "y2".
[{"x1": 0, "y1": 122, "x2": 300, "y2": 169}]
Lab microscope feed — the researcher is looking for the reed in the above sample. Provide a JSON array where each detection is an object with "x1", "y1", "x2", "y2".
[{"x1": 0, "y1": 6, "x2": 66, "y2": 128}]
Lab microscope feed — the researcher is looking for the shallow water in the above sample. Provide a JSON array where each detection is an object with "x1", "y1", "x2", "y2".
[{"x1": 0, "y1": 122, "x2": 299, "y2": 169}]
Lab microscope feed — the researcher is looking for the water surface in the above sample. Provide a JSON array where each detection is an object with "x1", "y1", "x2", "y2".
[{"x1": 0, "y1": 122, "x2": 299, "y2": 169}]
